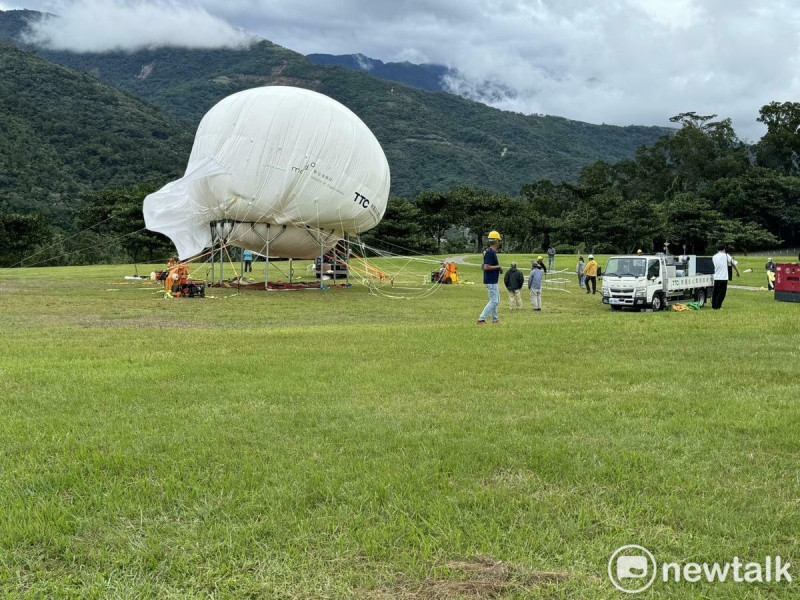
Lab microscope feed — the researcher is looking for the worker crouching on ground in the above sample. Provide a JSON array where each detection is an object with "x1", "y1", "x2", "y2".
[
  {"x1": 583, "y1": 254, "x2": 599, "y2": 294},
  {"x1": 766, "y1": 257, "x2": 776, "y2": 291},
  {"x1": 477, "y1": 231, "x2": 503, "y2": 325},
  {"x1": 165, "y1": 261, "x2": 190, "y2": 294},
  {"x1": 529, "y1": 262, "x2": 543, "y2": 311},
  {"x1": 504, "y1": 261, "x2": 524, "y2": 309}
]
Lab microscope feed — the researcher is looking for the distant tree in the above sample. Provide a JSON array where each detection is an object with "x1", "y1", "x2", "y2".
[
  {"x1": 713, "y1": 220, "x2": 779, "y2": 252},
  {"x1": 658, "y1": 192, "x2": 722, "y2": 253},
  {"x1": 0, "y1": 211, "x2": 51, "y2": 267},
  {"x1": 360, "y1": 197, "x2": 435, "y2": 254},
  {"x1": 447, "y1": 187, "x2": 512, "y2": 251},
  {"x1": 665, "y1": 113, "x2": 748, "y2": 190},
  {"x1": 754, "y1": 101, "x2": 800, "y2": 175},
  {"x1": 520, "y1": 180, "x2": 574, "y2": 248},
  {"x1": 78, "y1": 185, "x2": 174, "y2": 263},
  {"x1": 669, "y1": 112, "x2": 719, "y2": 129},
  {"x1": 705, "y1": 168, "x2": 800, "y2": 238},
  {"x1": 415, "y1": 190, "x2": 459, "y2": 252}
]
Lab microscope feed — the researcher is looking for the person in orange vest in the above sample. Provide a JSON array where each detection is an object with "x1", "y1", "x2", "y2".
[
  {"x1": 165, "y1": 262, "x2": 189, "y2": 294},
  {"x1": 583, "y1": 254, "x2": 599, "y2": 294},
  {"x1": 445, "y1": 261, "x2": 459, "y2": 284}
]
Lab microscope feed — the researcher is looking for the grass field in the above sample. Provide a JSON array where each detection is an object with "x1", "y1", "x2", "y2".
[{"x1": 1, "y1": 254, "x2": 798, "y2": 599}]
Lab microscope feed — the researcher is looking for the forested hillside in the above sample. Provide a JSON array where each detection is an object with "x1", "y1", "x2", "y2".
[
  {"x1": 37, "y1": 41, "x2": 670, "y2": 197},
  {"x1": 0, "y1": 9, "x2": 669, "y2": 199},
  {"x1": 0, "y1": 42, "x2": 191, "y2": 219}
]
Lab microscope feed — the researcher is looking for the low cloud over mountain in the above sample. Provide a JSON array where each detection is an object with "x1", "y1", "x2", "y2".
[
  {"x1": 10, "y1": 0, "x2": 800, "y2": 139},
  {"x1": 21, "y1": 0, "x2": 253, "y2": 52}
]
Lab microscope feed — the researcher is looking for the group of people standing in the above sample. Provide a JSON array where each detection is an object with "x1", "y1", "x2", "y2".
[
  {"x1": 501, "y1": 260, "x2": 543, "y2": 312},
  {"x1": 476, "y1": 233, "x2": 597, "y2": 325},
  {"x1": 477, "y1": 232, "x2": 542, "y2": 324},
  {"x1": 478, "y1": 235, "x2": 784, "y2": 320}
]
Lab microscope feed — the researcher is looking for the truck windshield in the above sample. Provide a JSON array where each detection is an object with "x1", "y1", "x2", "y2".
[{"x1": 604, "y1": 258, "x2": 646, "y2": 277}]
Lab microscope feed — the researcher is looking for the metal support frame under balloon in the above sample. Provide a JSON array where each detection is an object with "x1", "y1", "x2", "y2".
[
  {"x1": 207, "y1": 219, "x2": 351, "y2": 291},
  {"x1": 249, "y1": 223, "x2": 288, "y2": 287},
  {"x1": 304, "y1": 226, "x2": 340, "y2": 290},
  {"x1": 209, "y1": 220, "x2": 237, "y2": 287}
]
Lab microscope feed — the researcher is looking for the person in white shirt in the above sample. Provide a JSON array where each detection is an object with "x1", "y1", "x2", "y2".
[{"x1": 712, "y1": 245, "x2": 731, "y2": 310}]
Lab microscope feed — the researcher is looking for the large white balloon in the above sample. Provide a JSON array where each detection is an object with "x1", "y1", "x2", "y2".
[{"x1": 143, "y1": 86, "x2": 391, "y2": 259}]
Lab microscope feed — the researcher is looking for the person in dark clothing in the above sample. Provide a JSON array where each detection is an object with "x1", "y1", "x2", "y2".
[
  {"x1": 712, "y1": 245, "x2": 731, "y2": 310},
  {"x1": 477, "y1": 231, "x2": 503, "y2": 325},
  {"x1": 503, "y1": 261, "x2": 525, "y2": 309}
]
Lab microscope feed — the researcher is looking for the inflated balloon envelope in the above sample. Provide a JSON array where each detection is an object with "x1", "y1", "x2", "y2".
[{"x1": 143, "y1": 86, "x2": 391, "y2": 260}]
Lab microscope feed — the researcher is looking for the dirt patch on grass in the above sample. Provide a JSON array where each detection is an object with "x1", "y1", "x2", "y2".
[
  {"x1": 370, "y1": 556, "x2": 571, "y2": 599},
  {"x1": 482, "y1": 468, "x2": 541, "y2": 489}
]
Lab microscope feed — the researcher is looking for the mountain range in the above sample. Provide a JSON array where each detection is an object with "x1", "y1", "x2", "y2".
[
  {"x1": 306, "y1": 53, "x2": 451, "y2": 93},
  {"x1": 305, "y1": 53, "x2": 518, "y2": 105},
  {"x1": 1, "y1": 8, "x2": 671, "y2": 216}
]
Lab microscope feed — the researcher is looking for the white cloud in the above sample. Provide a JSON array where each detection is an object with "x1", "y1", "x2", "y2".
[
  {"x1": 15, "y1": 0, "x2": 800, "y2": 139},
  {"x1": 198, "y1": 0, "x2": 799, "y2": 140},
  {"x1": 23, "y1": 0, "x2": 255, "y2": 52}
]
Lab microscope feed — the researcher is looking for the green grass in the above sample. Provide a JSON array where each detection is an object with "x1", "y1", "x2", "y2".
[{"x1": 1, "y1": 255, "x2": 798, "y2": 599}]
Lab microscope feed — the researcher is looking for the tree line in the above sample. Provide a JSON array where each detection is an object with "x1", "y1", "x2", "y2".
[
  {"x1": 364, "y1": 102, "x2": 800, "y2": 256},
  {"x1": 3, "y1": 102, "x2": 800, "y2": 267}
]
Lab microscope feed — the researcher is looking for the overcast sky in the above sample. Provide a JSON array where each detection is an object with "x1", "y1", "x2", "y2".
[{"x1": 5, "y1": 0, "x2": 799, "y2": 140}]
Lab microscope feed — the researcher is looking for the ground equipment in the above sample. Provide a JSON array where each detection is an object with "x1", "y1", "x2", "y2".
[
  {"x1": 775, "y1": 263, "x2": 800, "y2": 303},
  {"x1": 601, "y1": 253, "x2": 714, "y2": 311},
  {"x1": 431, "y1": 261, "x2": 459, "y2": 284}
]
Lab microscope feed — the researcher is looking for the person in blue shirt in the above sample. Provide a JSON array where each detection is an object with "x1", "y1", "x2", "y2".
[
  {"x1": 529, "y1": 262, "x2": 544, "y2": 311},
  {"x1": 477, "y1": 231, "x2": 503, "y2": 325},
  {"x1": 243, "y1": 249, "x2": 254, "y2": 273}
]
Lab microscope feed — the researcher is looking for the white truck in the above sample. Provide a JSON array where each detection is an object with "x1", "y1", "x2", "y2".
[{"x1": 601, "y1": 253, "x2": 714, "y2": 311}]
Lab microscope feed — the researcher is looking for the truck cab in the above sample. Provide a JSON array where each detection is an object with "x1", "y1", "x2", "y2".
[{"x1": 601, "y1": 254, "x2": 714, "y2": 311}]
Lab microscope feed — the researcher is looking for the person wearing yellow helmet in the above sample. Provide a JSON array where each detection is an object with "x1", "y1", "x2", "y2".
[
  {"x1": 534, "y1": 255, "x2": 548, "y2": 274},
  {"x1": 477, "y1": 231, "x2": 503, "y2": 325},
  {"x1": 637, "y1": 249, "x2": 643, "y2": 255}
]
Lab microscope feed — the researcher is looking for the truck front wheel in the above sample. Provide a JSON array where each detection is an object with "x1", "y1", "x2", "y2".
[{"x1": 651, "y1": 292, "x2": 664, "y2": 312}]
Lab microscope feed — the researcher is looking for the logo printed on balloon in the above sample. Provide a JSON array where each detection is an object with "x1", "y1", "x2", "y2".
[{"x1": 353, "y1": 192, "x2": 370, "y2": 208}]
